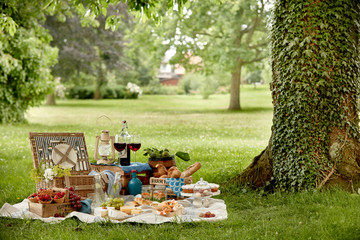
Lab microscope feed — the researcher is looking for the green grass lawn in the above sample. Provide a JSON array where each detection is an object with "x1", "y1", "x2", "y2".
[{"x1": 1, "y1": 85, "x2": 360, "y2": 239}]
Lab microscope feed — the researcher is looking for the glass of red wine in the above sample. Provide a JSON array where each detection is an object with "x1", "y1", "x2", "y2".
[
  {"x1": 114, "y1": 135, "x2": 127, "y2": 164},
  {"x1": 129, "y1": 135, "x2": 141, "y2": 163}
]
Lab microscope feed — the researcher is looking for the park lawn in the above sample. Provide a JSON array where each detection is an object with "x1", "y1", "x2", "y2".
[{"x1": 1, "y1": 85, "x2": 360, "y2": 239}]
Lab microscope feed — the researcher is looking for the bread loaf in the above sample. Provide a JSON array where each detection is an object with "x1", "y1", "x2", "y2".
[
  {"x1": 155, "y1": 164, "x2": 167, "y2": 177},
  {"x1": 167, "y1": 166, "x2": 178, "y2": 177},
  {"x1": 171, "y1": 169, "x2": 182, "y2": 178},
  {"x1": 180, "y1": 162, "x2": 201, "y2": 178},
  {"x1": 134, "y1": 197, "x2": 152, "y2": 206}
]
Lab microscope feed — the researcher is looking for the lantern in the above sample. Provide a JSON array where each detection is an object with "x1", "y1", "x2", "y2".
[{"x1": 94, "y1": 130, "x2": 115, "y2": 164}]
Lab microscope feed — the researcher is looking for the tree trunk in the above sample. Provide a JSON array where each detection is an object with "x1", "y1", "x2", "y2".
[
  {"x1": 94, "y1": 83, "x2": 101, "y2": 100},
  {"x1": 237, "y1": 1, "x2": 360, "y2": 191},
  {"x1": 46, "y1": 94, "x2": 56, "y2": 105},
  {"x1": 228, "y1": 59, "x2": 242, "y2": 110},
  {"x1": 94, "y1": 62, "x2": 105, "y2": 100}
]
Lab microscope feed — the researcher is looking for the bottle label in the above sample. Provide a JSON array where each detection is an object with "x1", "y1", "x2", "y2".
[{"x1": 119, "y1": 147, "x2": 127, "y2": 158}]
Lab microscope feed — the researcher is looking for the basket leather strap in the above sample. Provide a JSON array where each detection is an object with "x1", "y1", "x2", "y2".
[
  {"x1": 54, "y1": 146, "x2": 76, "y2": 165},
  {"x1": 64, "y1": 176, "x2": 71, "y2": 187},
  {"x1": 75, "y1": 185, "x2": 95, "y2": 190}
]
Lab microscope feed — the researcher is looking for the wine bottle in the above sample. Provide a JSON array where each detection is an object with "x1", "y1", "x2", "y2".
[{"x1": 119, "y1": 120, "x2": 131, "y2": 166}]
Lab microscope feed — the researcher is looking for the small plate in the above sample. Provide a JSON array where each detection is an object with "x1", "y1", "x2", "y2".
[{"x1": 52, "y1": 144, "x2": 77, "y2": 168}]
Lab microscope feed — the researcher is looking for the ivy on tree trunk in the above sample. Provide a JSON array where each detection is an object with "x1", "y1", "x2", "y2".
[{"x1": 237, "y1": 0, "x2": 360, "y2": 191}]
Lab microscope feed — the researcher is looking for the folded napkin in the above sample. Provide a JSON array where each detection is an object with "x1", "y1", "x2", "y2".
[{"x1": 165, "y1": 178, "x2": 185, "y2": 197}]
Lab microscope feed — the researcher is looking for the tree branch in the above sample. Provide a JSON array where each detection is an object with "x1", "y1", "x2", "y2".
[
  {"x1": 249, "y1": 42, "x2": 268, "y2": 49},
  {"x1": 245, "y1": 0, "x2": 265, "y2": 45},
  {"x1": 194, "y1": 31, "x2": 223, "y2": 39},
  {"x1": 243, "y1": 55, "x2": 267, "y2": 65}
]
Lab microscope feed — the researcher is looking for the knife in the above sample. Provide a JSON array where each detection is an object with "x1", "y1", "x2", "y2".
[
  {"x1": 43, "y1": 142, "x2": 49, "y2": 168},
  {"x1": 80, "y1": 147, "x2": 88, "y2": 170},
  {"x1": 48, "y1": 146, "x2": 53, "y2": 167},
  {"x1": 75, "y1": 140, "x2": 83, "y2": 171},
  {"x1": 38, "y1": 147, "x2": 43, "y2": 162}
]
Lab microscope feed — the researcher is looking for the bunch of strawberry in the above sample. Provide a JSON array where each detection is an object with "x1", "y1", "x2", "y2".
[
  {"x1": 54, "y1": 213, "x2": 65, "y2": 218},
  {"x1": 199, "y1": 211, "x2": 216, "y2": 218},
  {"x1": 38, "y1": 194, "x2": 52, "y2": 203},
  {"x1": 66, "y1": 187, "x2": 82, "y2": 210},
  {"x1": 28, "y1": 192, "x2": 38, "y2": 202},
  {"x1": 54, "y1": 191, "x2": 65, "y2": 200}
]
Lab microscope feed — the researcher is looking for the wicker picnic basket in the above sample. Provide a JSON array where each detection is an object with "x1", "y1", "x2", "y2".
[{"x1": 29, "y1": 132, "x2": 95, "y2": 198}]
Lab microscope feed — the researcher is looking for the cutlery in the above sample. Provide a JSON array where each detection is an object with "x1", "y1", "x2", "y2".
[
  {"x1": 75, "y1": 140, "x2": 83, "y2": 171},
  {"x1": 81, "y1": 147, "x2": 88, "y2": 170},
  {"x1": 48, "y1": 146, "x2": 53, "y2": 166},
  {"x1": 43, "y1": 142, "x2": 49, "y2": 168}
]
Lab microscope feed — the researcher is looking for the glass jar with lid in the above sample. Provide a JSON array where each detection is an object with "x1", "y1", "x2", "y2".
[
  {"x1": 193, "y1": 178, "x2": 212, "y2": 198},
  {"x1": 152, "y1": 185, "x2": 167, "y2": 202},
  {"x1": 141, "y1": 185, "x2": 152, "y2": 200}
]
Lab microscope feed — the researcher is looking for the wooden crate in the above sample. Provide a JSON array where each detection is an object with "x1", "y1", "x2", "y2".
[
  {"x1": 150, "y1": 176, "x2": 193, "y2": 185},
  {"x1": 28, "y1": 188, "x2": 73, "y2": 218},
  {"x1": 29, "y1": 202, "x2": 73, "y2": 218}
]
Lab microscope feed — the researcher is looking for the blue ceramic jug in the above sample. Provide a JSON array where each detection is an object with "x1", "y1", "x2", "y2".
[{"x1": 128, "y1": 170, "x2": 142, "y2": 196}]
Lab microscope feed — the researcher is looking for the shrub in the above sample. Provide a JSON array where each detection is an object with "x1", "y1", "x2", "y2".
[
  {"x1": 68, "y1": 85, "x2": 132, "y2": 99},
  {"x1": 68, "y1": 86, "x2": 94, "y2": 99},
  {"x1": 101, "y1": 86, "x2": 126, "y2": 99},
  {"x1": 142, "y1": 84, "x2": 182, "y2": 95}
]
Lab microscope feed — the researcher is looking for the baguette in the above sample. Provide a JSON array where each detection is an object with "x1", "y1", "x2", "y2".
[
  {"x1": 134, "y1": 197, "x2": 152, "y2": 206},
  {"x1": 180, "y1": 162, "x2": 201, "y2": 178}
]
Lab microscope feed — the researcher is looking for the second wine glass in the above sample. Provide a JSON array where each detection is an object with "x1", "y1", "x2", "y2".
[
  {"x1": 129, "y1": 135, "x2": 141, "y2": 163},
  {"x1": 114, "y1": 135, "x2": 126, "y2": 164}
]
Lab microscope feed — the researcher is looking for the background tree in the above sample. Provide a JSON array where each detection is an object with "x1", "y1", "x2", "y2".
[
  {"x1": 0, "y1": 0, "x2": 58, "y2": 123},
  {"x1": 0, "y1": 0, "x2": 171, "y2": 121},
  {"x1": 44, "y1": 4, "x2": 130, "y2": 100},
  {"x1": 237, "y1": 0, "x2": 360, "y2": 191},
  {"x1": 160, "y1": 0, "x2": 269, "y2": 110}
]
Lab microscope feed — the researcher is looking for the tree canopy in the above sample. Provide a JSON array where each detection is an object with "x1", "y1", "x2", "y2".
[
  {"x1": 158, "y1": 0, "x2": 269, "y2": 109},
  {"x1": 0, "y1": 0, "x2": 175, "y2": 121},
  {"x1": 0, "y1": 0, "x2": 58, "y2": 123}
]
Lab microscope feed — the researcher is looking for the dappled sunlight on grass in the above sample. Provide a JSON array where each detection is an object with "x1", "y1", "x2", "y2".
[
  {"x1": 2, "y1": 86, "x2": 272, "y2": 205},
  {"x1": 2, "y1": 86, "x2": 360, "y2": 239}
]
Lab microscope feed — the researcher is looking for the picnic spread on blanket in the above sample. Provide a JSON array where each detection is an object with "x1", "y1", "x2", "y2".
[{"x1": 0, "y1": 121, "x2": 227, "y2": 224}]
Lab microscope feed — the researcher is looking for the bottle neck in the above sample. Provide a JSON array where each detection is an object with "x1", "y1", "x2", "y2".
[
  {"x1": 94, "y1": 174, "x2": 101, "y2": 183},
  {"x1": 120, "y1": 121, "x2": 130, "y2": 137},
  {"x1": 131, "y1": 172, "x2": 137, "y2": 178},
  {"x1": 114, "y1": 173, "x2": 121, "y2": 181}
]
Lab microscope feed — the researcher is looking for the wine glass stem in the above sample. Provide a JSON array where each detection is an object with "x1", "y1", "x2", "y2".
[{"x1": 134, "y1": 152, "x2": 136, "y2": 163}]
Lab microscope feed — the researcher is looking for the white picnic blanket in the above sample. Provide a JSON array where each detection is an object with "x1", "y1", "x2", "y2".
[{"x1": 0, "y1": 198, "x2": 227, "y2": 224}]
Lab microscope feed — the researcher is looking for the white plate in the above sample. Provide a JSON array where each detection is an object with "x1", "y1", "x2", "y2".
[
  {"x1": 52, "y1": 144, "x2": 77, "y2": 168},
  {"x1": 181, "y1": 190, "x2": 221, "y2": 198}
]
